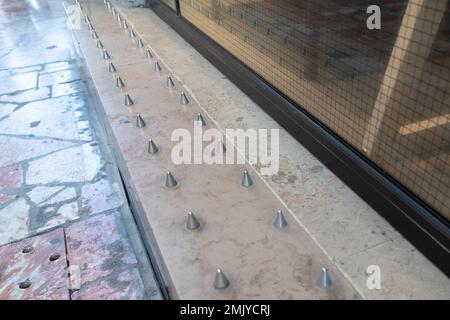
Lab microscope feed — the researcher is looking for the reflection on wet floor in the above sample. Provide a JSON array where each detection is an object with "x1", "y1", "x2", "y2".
[{"x1": 0, "y1": 0, "x2": 151, "y2": 299}]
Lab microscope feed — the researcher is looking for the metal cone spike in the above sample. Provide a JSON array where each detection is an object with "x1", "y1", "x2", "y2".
[
  {"x1": 241, "y1": 170, "x2": 253, "y2": 188},
  {"x1": 148, "y1": 139, "x2": 159, "y2": 154},
  {"x1": 316, "y1": 267, "x2": 332, "y2": 289},
  {"x1": 165, "y1": 171, "x2": 178, "y2": 188},
  {"x1": 123, "y1": 21, "x2": 128, "y2": 29},
  {"x1": 129, "y1": 29, "x2": 136, "y2": 38},
  {"x1": 137, "y1": 39, "x2": 144, "y2": 48},
  {"x1": 186, "y1": 211, "x2": 200, "y2": 230},
  {"x1": 116, "y1": 77, "x2": 125, "y2": 88},
  {"x1": 216, "y1": 139, "x2": 226, "y2": 154},
  {"x1": 146, "y1": 49, "x2": 153, "y2": 59},
  {"x1": 195, "y1": 113, "x2": 206, "y2": 127},
  {"x1": 111, "y1": 7, "x2": 116, "y2": 16},
  {"x1": 85, "y1": 15, "x2": 90, "y2": 24},
  {"x1": 136, "y1": 114, "x2": 146, "y2": 128},
  {"x1": 117, "y1": 14, "x2": 122, "y2": 23},
  {"x1": 108, "y1": 62, "x2": 117, "y2": 73},
  {"x1": 166, "y1": 76, "x2": 175, "y2": 88},
  {"x1": 273, "y1": 210, "x2": 287, "y2": 229},
  {"x1": 96, "y1": 40, "x2": 103, "y2": 49},
  {"x1": 91, "y1": 30, "x2": 98, "y2": 39},
  {"x1": 180, "y1": 92, "x2": 189, "y2": 105},
  {"x1": 154, "y1": 61, "x2": 162, "y2": 72},
  {"x1": 107, "y1": 2, "x2": 111, "y2": 9},
  {"x1": 103, "y1": 49, "x2": 110, "y2": 60},
  {"x1": 124, "y1": 93, "x2": 134, "y2": 106},
  {"x1": 88, "y1": 22, "x2": 93, "y2": 31},
  {"x1": 213, "y1": 269, "x2": 229, "y2": 290}
]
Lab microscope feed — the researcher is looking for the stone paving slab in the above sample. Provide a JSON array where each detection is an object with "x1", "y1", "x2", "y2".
[
  {"x1": 0, "y1": 228, "x2": 69, "y2": 300},
  {"x1": 0, "y1": 72, "x2": 38, "y2": 95},
  {"x1": 0, "y1": 198, "x2": 29, "y2": 245},
  {"x1": 0, "y1": 135, "x2": 76, "y2": 168},
  {"x1": 0, "y1": 87, "x2": 51, "y2": 103},
  {"x1": 0, "y1": 95, "x2": 91, "y2": 141},
  {"x1": 66, "y1": 213, "x2": 146, "y2": 300}
]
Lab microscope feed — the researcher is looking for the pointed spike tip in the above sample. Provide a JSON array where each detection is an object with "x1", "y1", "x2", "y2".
[
  {"x1": 241, "y1": 170, "x2": 253, "y2": 188},
  {"x1": 108, "y1": 62, "x2": 117, "y2": 73},
  {"x1": 214, "y1": 269, "x2": 229, "y2": 290},
  {"x1": 124, "y1": 93, "x2": 134, "y2": 106},
  {"x1": 116, "y1": 77, "x2": 125, "y2": 88},
  {"x1": 148, "y1": 139, "x2": 159, "y2": 154},
  {"x1": 96, "y1": 40, "x2": 103, "y2": 49},
  {"x1": 137, "y1": 39, "x2": 144, "y2": 48},
  {"x1": 195, "y1": 113, "x2": 206, "y2": 127},
  {"x1": 180, "y1": 92, "x2": 189, "y2": 105},
  {"x1": 136, "y1": 114, "x2": 146, "y2": 128},
  {"x1": 103, "y1": 50, "x2": 110, "y2": 60},
  {"x1": 316, "y1": 267, "x2": 332, "y2": 289},
  {"x1": 166, "y1": 76, "x2": 175, "y2": 88},
  {"x1": 186, "y1": 211, "x2": 200, "y2": 230},
  {"x1": 216, "y1": 139, "x2": 226, "y2": 154},
  {"x1": 154, "y1": 61, "x2": 162, "y2": 72},
  {"x1": 165, "y1": 171, "x2": 178, "y2": 188},
  {"x1": 146, "y1": 49, "x2": 153, "y2": 59},
  {"x1": 273, "y1": 210, "x2": 287, "y2": 229}
]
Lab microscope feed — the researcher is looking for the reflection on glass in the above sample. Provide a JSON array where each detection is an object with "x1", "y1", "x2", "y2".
[{"x1": 179, "y1": 0, "x2": 450, "y2": 219}]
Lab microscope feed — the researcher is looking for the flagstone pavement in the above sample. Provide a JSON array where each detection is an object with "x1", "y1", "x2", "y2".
[{"x1": 0, "y1": 0, "x2": 158, "y2": 299}]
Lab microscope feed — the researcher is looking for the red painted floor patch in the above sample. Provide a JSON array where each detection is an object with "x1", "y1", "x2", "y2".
[
  {"x1": 0, "y1": 193, "x2": 15, "y2": 204},
  {"x1": 0, "y1": 164, "x2": 22, "y2": 189},
  {"x1": 66, "y1": 213, "x2": 146, "y2": 300},
  {"x1": 0, "y1": 228, "x2": 69, "y2": 300}
]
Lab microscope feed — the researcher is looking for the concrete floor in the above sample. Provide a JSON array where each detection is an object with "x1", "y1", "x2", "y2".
[{"x1": 0, "y1": 0, "x2": 161, "y2": 299}]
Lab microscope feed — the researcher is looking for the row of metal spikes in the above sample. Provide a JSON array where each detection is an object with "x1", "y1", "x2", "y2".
[{"x1": 78, "y1": 0, "x2": 333, "y2": 291}]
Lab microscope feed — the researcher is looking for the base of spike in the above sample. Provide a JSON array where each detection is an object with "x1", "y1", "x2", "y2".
[
  {"x1": 214, "y1": 269, "x2": 229, "y2": 290},
  {"x1": 241, "y1": 170, "x2": 253, "y2": 188}
]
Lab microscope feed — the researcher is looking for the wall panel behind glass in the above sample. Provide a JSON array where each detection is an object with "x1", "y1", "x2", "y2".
[
  {"x1": 161, "y1": 0, "x2": 177, "y2": 10},
  {"x1": 179, "y1": 0, "x2": 450, "y2": 219}
]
